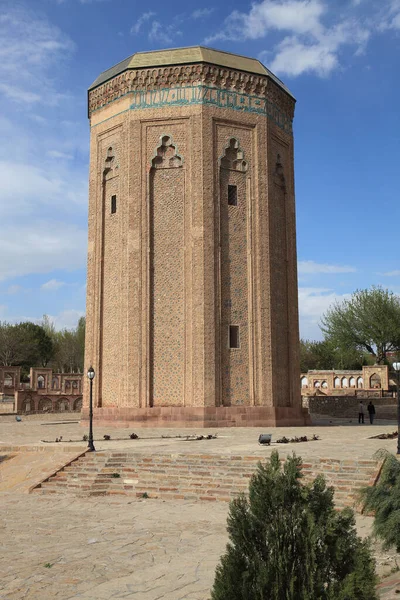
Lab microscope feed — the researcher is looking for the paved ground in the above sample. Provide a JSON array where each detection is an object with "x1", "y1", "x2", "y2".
[
  {"x1": 0, "y1": 493, "x2": 399, "y2": 600},
  {"x1": 0, "y1": 493, "x2": 228, "y2": 600},
  {"x1": 1, "y1": 415, "x2": 400, "y2": 599},
  {"x1": 1, "y1": 414, "x2": 399, "y2": 461}
]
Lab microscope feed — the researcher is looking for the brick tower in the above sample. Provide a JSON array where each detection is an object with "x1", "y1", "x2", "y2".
[{"x1": 84, "y1": 46, "x2": 308, "y2": 427}]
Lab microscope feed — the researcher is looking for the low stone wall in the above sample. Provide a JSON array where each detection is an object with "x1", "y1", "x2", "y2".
[
  {"x1": 304, "y1": 395, "x2": 397, "y2": 417},
  {"x1": 16, "y1": 390, "x2": 82, "y2": 414},
  {"x1": 81, "y1": 405, "x2": 312, "y2": 428},
  {"x1": 0, "y1": 412, "x2": 81, "y2": 422},
  {"x1": 0, "y1": 401, "x2": 15, "y2": 414}
]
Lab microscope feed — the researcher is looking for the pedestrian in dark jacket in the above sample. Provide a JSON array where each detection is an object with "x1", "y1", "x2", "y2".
[{"x1": 367, "y1": 401, "x2": 376, "y2": 424}]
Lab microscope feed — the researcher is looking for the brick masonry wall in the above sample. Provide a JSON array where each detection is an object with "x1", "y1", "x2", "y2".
[
  {"x1": 219, "y1": 138, "x2": 250, "y2": 407},
  {"x1": 150, "y1": 164, "x2": 185, "y2": 405},
  {"x1": 305, "y1": 395, "x2": 397, "y2": 417}
]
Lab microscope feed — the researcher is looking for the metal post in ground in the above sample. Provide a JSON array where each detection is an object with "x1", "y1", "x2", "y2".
[{"x1": 87, "y1": 366, "x2": 96, "y2": 452}]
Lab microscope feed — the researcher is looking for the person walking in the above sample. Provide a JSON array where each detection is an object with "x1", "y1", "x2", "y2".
[
  {"x1": 367, "y1": 401, "x2": 376, "y2": 424},
  {"x1": 358, "y1": 400, "x2": 365, "y2": 424}
]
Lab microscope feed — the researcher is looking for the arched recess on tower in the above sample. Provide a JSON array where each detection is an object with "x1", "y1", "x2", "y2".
[
  {"x1": 98, "y1": 145, "x2": 120, "y2": 407},
  {"x1": 148, "y1": 135, "x2": 185, "y2": 407},
  {"x1": 218, "y1": 137, "x2": 251, "y2": 408}
]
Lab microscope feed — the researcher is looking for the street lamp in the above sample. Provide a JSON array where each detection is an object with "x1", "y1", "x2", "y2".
[
  {"x1": 392, "y1": 362, "x2": 400, "y2": 455},
  {"x1": 87, "y1": 366, "x2": 96, "y2": 452}
]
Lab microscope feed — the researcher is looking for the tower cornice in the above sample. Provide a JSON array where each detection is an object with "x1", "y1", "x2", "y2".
[{"x1": 88, "y1": 62, "x2": 295, "y2": 132}]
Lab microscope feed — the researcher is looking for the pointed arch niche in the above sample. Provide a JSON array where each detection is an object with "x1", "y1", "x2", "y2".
[
  {"x1": 149, "y1": 134, "x2": 185, "y2": 407},
  {"x1": 99, "y1": 144, "x2": 120, "y2": 407},
  {"x1": 219, "y1": 137, "x2": 250, "y2": 408},
  {"x1": 270, "y1": 150, "x2": 291, "y2": 406}
]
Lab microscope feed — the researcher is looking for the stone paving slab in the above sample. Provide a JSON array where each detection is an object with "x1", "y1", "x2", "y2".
[
  {"x1": 0, "y1": 493, "x2": 228, "y2": 600},
  {"x1": 0, "y1": 449, "x2": 86, "y2": 493},
  {"x1": 1, "y1": 417, "x2": 399, "y2": 461},
  {"x1": 377, "y1": 572, "x2": 400, "y2": 599},
  {"x1": 1, "y1": 417, "x2": 400, "y2": 598},
  {"x1": 0, "y1": 493, "x2": 398, "y2": 600}
]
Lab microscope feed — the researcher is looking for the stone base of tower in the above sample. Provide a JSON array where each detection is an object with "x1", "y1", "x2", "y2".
[{"x1": 81, "y1": 406, "x2": 311, "y2": 428}]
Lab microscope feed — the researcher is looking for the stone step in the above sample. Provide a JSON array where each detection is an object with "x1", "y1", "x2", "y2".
[{"x1": 31, "y1": 451, "x2": 382, "y2": 509}]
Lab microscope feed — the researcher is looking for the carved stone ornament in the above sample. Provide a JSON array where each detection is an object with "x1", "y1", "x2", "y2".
[
  {"x1": 220, "y1": 138, "x2": 248, "y2": 172},
  {"x1": 151, "y1": 135, "x2": 183, "y2": 169},
  {"x1": 88, "y1": 63, "x2": 295, "y2": 133},
  {"x1": 103, "y1": 146, "x2": 119, "y2": 180}
]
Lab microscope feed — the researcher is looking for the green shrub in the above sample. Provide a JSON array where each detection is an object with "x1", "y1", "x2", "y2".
[
  {"x1": 211, "y1": 451, "x2": 377, "y2": 600},
  {"x1": 360, "y1": 451, "x2": 400, "y2": 552}
]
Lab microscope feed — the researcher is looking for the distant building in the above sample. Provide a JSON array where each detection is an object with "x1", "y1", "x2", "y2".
[
  {"x1": 300, "y1": 365, "x2": 390, "y2": 396},
  {"x1": 0, "y1": 366, "x2": 83, "y2": 414}
]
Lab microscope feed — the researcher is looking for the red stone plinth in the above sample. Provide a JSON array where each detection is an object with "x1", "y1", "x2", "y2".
[{"x1": 81, "y1": 406, "x2": 311, "y2": 428}]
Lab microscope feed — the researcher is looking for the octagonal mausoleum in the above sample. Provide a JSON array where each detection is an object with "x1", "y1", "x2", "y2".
[{"x1": 83, "y1": 46, "x2": 309, "y2": 427}]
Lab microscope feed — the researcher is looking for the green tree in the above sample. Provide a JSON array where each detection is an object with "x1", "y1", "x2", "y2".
[
  {"x1": 211, "y1": 451, "x2": 377, "y2": 600},
  {"x1": 17, "y1": 322, "x2": 54, "y2": 367},
  {"x1": 300, "y1": 339, "x2": 367, "y2": 372},
  {"x1": 320, "y1": 286, "x2": 400, "y2": 364},
  {"x1": 53, "y1": 317, "x2": 85, "y2": 372},
  {"x1": 360, "y1": 451, "x2": 400, "y2": 552}
]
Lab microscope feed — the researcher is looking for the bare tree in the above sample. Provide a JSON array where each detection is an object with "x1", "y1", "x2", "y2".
[{"x1": 0, "y1": 322, "x2": 27, "y2": 366}]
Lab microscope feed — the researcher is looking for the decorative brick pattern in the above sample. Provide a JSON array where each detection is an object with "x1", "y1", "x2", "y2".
[
  {"x1": 220, "y1": 139, "x2": 249, "y2": 406},
  {"x1": 101, "y1": 147, "x2": 121, "y2": 405},
  {"x1": 269, "y1": 145, "x2": 290, "y2": 405},
  {"x1": 150, "y1": 159, "x2": 185, "y2": 405}
]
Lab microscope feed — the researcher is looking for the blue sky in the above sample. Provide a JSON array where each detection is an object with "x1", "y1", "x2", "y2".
[{"x1": 0, "y1": 0, "x2": 399, "y2": 339}]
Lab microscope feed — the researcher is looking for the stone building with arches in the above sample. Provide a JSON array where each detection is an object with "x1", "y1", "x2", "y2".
[
  {"x1": 0, "y1": 366, "x2": 83, "y2": 414},
  {"x1": 83, "y1": 46, "x2": 309, "y2": 427},
  {"x1": 300, "y1": 364, "x2": 390, "y2": 396}
]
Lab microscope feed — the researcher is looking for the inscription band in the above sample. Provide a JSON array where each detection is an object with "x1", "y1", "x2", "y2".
[{"x1": 128, "y1": 85, "x2": 292, "y2": 134}]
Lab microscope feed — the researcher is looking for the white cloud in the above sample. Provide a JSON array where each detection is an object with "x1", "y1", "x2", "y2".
[
  {"x1": 134, "y1": 12, "x2": 196, "y2": 43},
  {"x1": 245, "y1": 0, "x2": 325, "y2": 37},
  {"x1": 0, "y1": 83, "x2": 41, "y2": 104},
  {"x1": 375, "y1": 0, "x2": 400, "y2": 30},
  {"x1": 0, "y1": 160, "x2": 87, "y2": 217},
  {"x1": 192, "y1": 8, "x2": 215, "y2": 19},
  {"x1": 29, "y1": 114, "x2": 47, "y2": 124},
  {"x1": 131, "y1": 11, "x2": 156, "y2": 34},
  {"x1": 271, "y1": 37, "x2": 337, "y2": 76},
  {"x1": 298, "y1": 260, "x2": 356, "y2": 274},
  {"x1": 47, "y1": 150, "x2": 74, "y2": 160},
  {"x1": 3, "y1": 308, "x2": 84, "y2": 331},
  {"x1": 41, "y1": 279, "x2": 67, "y2": 292},
  {"x1": 205, "y1": 0, "x2": 371, "y2": 77},
  {"x1": 298, "y1": 287, "x2": 350, "y2": 340},
  {"x1": 206, "y1": 0, "x2": 325, "y2": 42},
  {"x1": 54, "y1": 0, "x2": 110, "y2": 3},
  {"x1": 47, "y1": 309, "x2": 85, "y2": 330},
  {"x1": 0, "y1": 222, "x2": 87, "y2": 281},
  {"x1": 0, "y1": 6, "x2": 88, "y2": 293},
  {"x1": 380, "y1": 270, "x2": 400, "y2": 276},
  {"x1": 0, "y1": 6, "x2": 75, "y2": 105},
  {"x1": 148, "y1": 21, "x2": 181, "y2": 45},
  {"x1": 6, "y1": 285, "x2": 23, "y2": 295}
]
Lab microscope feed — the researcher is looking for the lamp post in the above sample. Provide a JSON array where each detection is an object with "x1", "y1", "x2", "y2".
[
  {"x1": 392, "y1": 362, "x2": 400, "y2": 455},
  {"x1": 87, "y1": 366, "x2": 96, "y2": 452}
]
